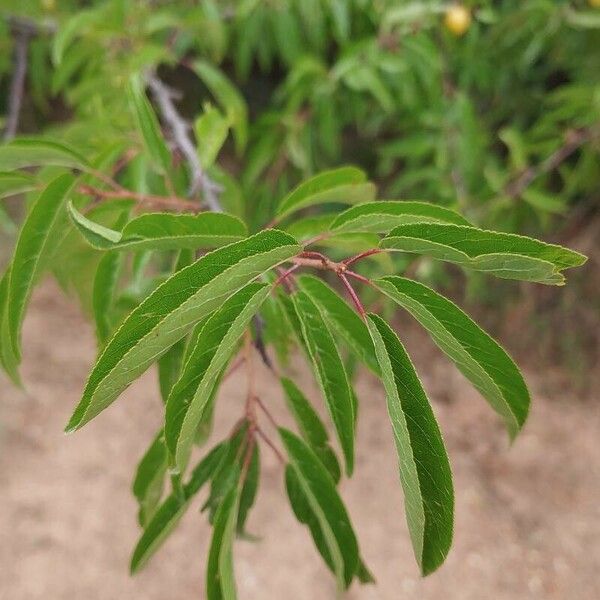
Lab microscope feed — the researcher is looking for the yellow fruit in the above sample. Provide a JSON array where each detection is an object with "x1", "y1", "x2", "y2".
[
  {"x1": 445, "y1": 4, "x2": 471, "y2": 36},
  {"x1": 588, "y1": 0, "x2": 600, "y2": 8}
]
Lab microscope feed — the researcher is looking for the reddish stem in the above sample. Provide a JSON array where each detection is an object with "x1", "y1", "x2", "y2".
[
  {"x1": 255, "y1": 396, "x2": 279, "y2": 430},
  {"x1": 345, "y1": 269, "x2": 373, "y2": 286},
  {"x1": 274, "y1": 263, "x2": 301, "y2": 288},
  {"x1": 343, "y1": 248, "x2": 382, "y2": 267},
  {"x1": 338, "y1": 272, "x2": 366, "y2": 319},
  {"x1": 256, "y1": 426, "x2": 285, "y2": 465}
]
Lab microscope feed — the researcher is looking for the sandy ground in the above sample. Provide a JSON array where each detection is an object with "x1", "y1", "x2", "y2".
[{"x1": 1, "y1": 281, "x2": 599, "y2": 600}]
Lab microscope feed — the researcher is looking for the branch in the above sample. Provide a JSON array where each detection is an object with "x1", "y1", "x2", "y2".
[
  {"x1": 3, "y1": 26, "x2": 30, "y2": 141},
  {"x1": 504, "y1": 127, "x2": 599, "y2": 199},
  {"x1": 78, "y1": 184, "x2": 200, "y2": 212},
  {"x1": 146, "y1": 74, "x2": 223, "y2": 212}
]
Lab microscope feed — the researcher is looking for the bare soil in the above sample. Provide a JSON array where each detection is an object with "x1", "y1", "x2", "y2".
[{"x1": 1, "y1": 281, "x2": 599, "y2": 600}]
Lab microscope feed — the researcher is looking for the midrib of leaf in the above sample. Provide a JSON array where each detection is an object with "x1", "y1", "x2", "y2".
[{"x1": 66, "y1": 230, "x2": 299, "y2": 432}]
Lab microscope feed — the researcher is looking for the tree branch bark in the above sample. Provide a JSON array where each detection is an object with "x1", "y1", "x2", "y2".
[{"x1": 146, "y1": 74, "x2": 223, "y2": 212}]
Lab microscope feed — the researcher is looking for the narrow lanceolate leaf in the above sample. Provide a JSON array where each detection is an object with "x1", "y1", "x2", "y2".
[
  {"x1": 237, "y1": 444, "x2": 260, "y2": 535},
  {"x1": 165, "y1": 284, "x2": 271, "y2": 473},
  {"x1": 276, "y1": 166, "x2": 377, "y2": 220},
  {"x1": 128, "y1": 73, "x2": 172, "y2": 175},
  {"x1": 66, "y1": 230, "x2": 299, "y2": 432},
  {"x1": 0, "y1": 267, "x2": 21, "y2": 386},
  {"x1": 281, "y1": 378, "x2": 341, "y2": 483},
  {"x1": 157, "y1": 339, "x2": 186, "y2": 404},
  {"x1": 130, "y1": 443, "x2": 226, "y2": 574},
  {"x1": 0, "y1": 171, "x2": 37, "y2": 199},
  {"x1": 330, "y1": 200, "x2": 471, "y2": 233},
  {"x1": 68, "y1": 204, "x2": 247, "y2": 251},
  {"x1": 92, "y1": 251, "x2": 123, "y2": 345},
  {"x1": 281, "y1": 428, "x2": 359, "y2": 589},
  {"x1": 8, "y1": 174, "x2": 76, "y2": 360},
  {"x1": 0, "y1": 138, "x2": 89, "y2": 172},
  {"x1": 206, "y1": 487, "x2": 241, "y2": 600},
  {"x1": 380, "y1": 223, "x2": 587, "y2": 285},
  {"x1": 284, "y1": 464, "x2": 373, "y2": 585},
  {"x1": 133, "y1": 430, "x2": 168, "y2": 527},
  {"x1": 293, "y1": 290, "x2": 355, "y2": 475},
  {"x1": 376, "y1": 276, "x2": 530, "y2": 437},
  {"x1": 195, "y1": 104, "x2": 230, "y2": 169},
  {"x1": 193, "y1": 60, "x2": 248, "y2": 155},
  {"x1": 297, "y1": 274, "x2": 379, "y2": 374},
  {"x1": 367, "y1": 314, "x2": 453, "y2": 576}
]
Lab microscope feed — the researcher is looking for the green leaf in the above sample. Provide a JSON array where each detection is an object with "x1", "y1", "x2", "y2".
[
  {"x1": 68, "y1": 204, "x2": 247, "y2": 251},
  {"x1": 297, "y1": 274, "x2": 379, "y2": 374},
  {"x1": 130, "y1": 442, "x2": 226, "y2": 574},
  {"x1": 92, "y1": 251, "x2": 124, "y2": 345},
  {"x1": 276, "y1": 167, "x2": 377, "y2": 220},
  {"x1": 193, "y1": 60, "x2": 248, "y2": 155},
  {"x1": 8, "y1": 174, "x2": 76, "y2": 361},
  {"x1": 128, "y1": 73, "x2": 172, "y2": 175},
  {"x1": 366, "y1": 314, "x2": 453, "y2": 576},
  {"x1": 284, "y1": 464, "x2": 374, "y2": 585},
  {"x1": 133, "y1": 430, "x2": 168, "y2": 527},
  {"x1": 281, "y1": 378, "x2": 341, "y2": 483},
  {"x1": 0, "y1": 172, "x2": 37, "y2": 199},
  {"x1": 0, "y1": 267, "x2": 21, "y2": 386},
  {"x1": 157, "y1": 339, "x2": 186, "y2": 404},
  {"x1": 330, "y1": 200, "x2": 471, "y2": 233},
  {"x1": 379, "y1": 223, "x2": 587, "y2": 285},
  {"x1": 206, "y1": 486, "x2": 241, "y2": 600},
  {"x1": 52, "y1": 7, "x2": 103, "y2": 65},
  {"x1": 66, "y1": 230, "x2": 299, "y2": 432},
  {"x1": 280, "y1": 428, "x2": 359, "y2": 589},
  {"x1": 195, "y1": 104, "x2": 230, "y2": 169},
  {"x1": 375, "y1": 276, "x2": 530, "y2": 437},
  {"x1": 165, "y1": 283, "x2": 271, "y2": 473},
  {"x1": 293, "y1": 290, "x2": 355, "y2": 475},
  {"x1": 202, "y1": 427, "x2": 246, "y2": 522},
  {"x1": 237, "y1": 444, "x2": 260, "y2": 534},
  {"x1": 0, "y1": 138, "x2": 89, "y2": 172}
]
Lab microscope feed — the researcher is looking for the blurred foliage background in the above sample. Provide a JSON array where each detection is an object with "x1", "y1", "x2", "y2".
[{"x1": 1, "y1": 0, "x2": 599, "y2": 389}]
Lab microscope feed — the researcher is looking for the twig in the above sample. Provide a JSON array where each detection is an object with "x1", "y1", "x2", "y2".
[
  {"x1": 343, "y1": 248, "x2": 382, "y2": 267},
  {"x1": 345, "y1": 269, "x2": 373, "y2": 286},
  {"x1": 3, "y1": 26, "x2": 31, "y2": 141},
  {"x1": 504, "y1": 127, "x2": 599, "y2": 199},
  {"x1": 146, "y1": 74, "x2": 223, "y2": 212},
  {"x1": 244, "y1": 331, "x2": 256, "y2": 409},
  {"x1": 256, "y1": 426, "x2": 285, "y2": 465},
  {"x1": 77, "y1": 184, "x2": 200, "y2": 212},
  {"x1": 223, "y1": 355, "x2": 245, "y2": 381},
  {"x1": 274, "y1": 263, "x2": 301, "y2": 287},
  {"x1": 338, "y1": 272, "x2": 366, "y2": 319},
  {"x1": 255, "y1": 396, "x2": 279, "y2": 431}
]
